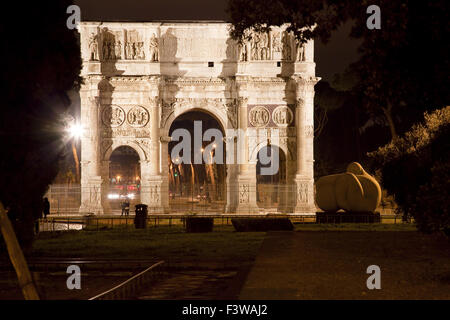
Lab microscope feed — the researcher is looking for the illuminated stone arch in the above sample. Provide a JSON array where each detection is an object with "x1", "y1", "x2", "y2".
[
  {"x1": 103, "y1": 140, "x2": 147, "y2": 162},
  {"x1": 161, "y1": 104, "x2": 228, "y2": 138}
]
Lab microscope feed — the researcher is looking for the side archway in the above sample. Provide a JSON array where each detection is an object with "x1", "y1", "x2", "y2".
[
  {"x1": 253, "y1": 144, "x2": 290, "y2": 212},
  {"x1": 101, "y1": 143, "x2": 145, "y2": 214}
]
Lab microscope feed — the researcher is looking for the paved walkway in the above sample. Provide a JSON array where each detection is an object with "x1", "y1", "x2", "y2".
[
  {"x1": 239, "y1": 231, "x2": 450, "y2": 299},
  {"x1": 135, "y1": 270, "x2": 237, "y2": 300}
]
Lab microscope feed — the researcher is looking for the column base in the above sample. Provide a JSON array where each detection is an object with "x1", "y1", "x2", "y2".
[
  {"x1": 141, "y1": 176, "x2": 169, "y2": 214},
  {"x1": 234, "y1": 174, "x2": 260, "y2": 214},
  {"x1": 294, "y1": 175, "x2": 316, "y2": 215},
  {"x1": 79, "y1": 176, "x2": 104, "y2": 215}
]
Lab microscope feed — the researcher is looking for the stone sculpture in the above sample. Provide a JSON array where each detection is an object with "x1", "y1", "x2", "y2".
[
  {"x1": 296, "y1": 41, "x2": 305, "y2": 62},
  {"x1": 88, "y1": 33, "x2": 99, "y2": 61},
  {"x1": 281, "y1": 31, "x2": 292, "y2": 61},
  {"x1": 315, "y1": 162, "x2": 381, "y2": 212},
  {"x1": 149, "y1": 33, "x2": 159, "y2": 61}
]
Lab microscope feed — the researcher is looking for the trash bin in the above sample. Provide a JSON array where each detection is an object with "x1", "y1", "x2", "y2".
[{"x1": 134, "y1": 204, "x2": 148, "y2": 229}]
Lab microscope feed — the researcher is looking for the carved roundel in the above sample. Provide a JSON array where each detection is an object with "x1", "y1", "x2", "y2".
[
  {"x1": 127, "y1": 106, "x2": 149, "y2": 127},
  {"x1": 249, "y1": 106, "x2": 270, "y2": 127},
  {"x1": 272, "y1": 105, "x2": 294, "y2": 127},
  {"x1": 102, "y1": 105, "x2": 125, "y2": 127}
]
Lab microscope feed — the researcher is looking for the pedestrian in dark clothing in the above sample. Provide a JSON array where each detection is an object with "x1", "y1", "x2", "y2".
[
  {"x1": 43, "y1": 198, "x2": 50, "y2": 219},
  {"x1": 121, "y1": 200, "x2": 130, "y2": 216}
]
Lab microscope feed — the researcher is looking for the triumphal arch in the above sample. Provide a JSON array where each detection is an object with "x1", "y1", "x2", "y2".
[{"x1": 78, "y1": 21, "x2": 319, "y2": 215}]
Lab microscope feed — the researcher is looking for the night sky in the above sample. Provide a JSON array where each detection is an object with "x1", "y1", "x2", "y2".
[{"x1": 74, "y1": 0, "x2": 361, "y2": 81}]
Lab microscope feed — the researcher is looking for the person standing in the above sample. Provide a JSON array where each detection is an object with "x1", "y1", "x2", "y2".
[
  {"x1": 43, "y1": 198, "x2": 50, "y2": 220},
  {"x1": 121, "y1": 200, "x2": 126, "y2": 216},
  {"x1": 125, "y1": 200, "x2": 130, "y2": 216}
]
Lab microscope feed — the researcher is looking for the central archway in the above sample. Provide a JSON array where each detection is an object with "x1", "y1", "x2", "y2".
[{"x1": 168, "y1": 110, "x2": 226, "y2": 213}]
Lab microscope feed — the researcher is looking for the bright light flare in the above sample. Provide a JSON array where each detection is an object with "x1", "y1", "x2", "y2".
[{"x1": 67, "y1": 122, "x2": 84, "y2": 139}]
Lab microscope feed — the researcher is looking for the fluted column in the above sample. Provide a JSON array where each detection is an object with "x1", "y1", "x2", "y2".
[
  {"x1": 79, "y1": 75, "x2": 104, "y2": 214},
  {"x1": 294, "y1": 76, "x2": 319, "y2": 214},
  {"x1": 140, "y1": 77, "x2": 168, "y2": 213},
  {"x1": 234, "y1": 77, "x2": 259, "y2": 214}
]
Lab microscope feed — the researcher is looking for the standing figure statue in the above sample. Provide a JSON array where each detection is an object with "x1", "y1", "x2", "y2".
[
  {"x1": 88, "y1": 33, "x2": 99, "y2": 61},
  {"x1": 238, "y1": 41, "x2": 248, "y2": 61},
  {"x1": 251, "y1": 33, "x2": 261, "y2": 60},
  {"x1": 108, "y1": 41, "x2": 115, "y2": 60},
  {"x1": 127, "y1": 42, "x2": 132, "y2": 60},
  {"x1": 296, "y1": 41, "x2": 305, "y2": 62},
  {"x1": 261, "y1": 32, "x2": 269, "y2": 60},
  {"x1": 131, "y1": 42, "x2": 137, "y2": 60},
  {"x1": 149, "y1": 33, "x2": 159, "y2": 62},
  {"x1": 272, "y1": 32, "x2": 281, "y2": 54},
  {"x1": 282, "y1": 31, "x2": 292, "y2": 61},
  {"x1": 102, "y1": 40, "x2": 108, "y2": 60},
  {"x1": 138, "y1": 42, "x2": 145, "y2": 59},
  {"x1": 115, "y1": 41, "x2": 122, "y2": 60}
]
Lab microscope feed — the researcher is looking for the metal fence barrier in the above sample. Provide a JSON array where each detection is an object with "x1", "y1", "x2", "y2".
[
  {"x1": 45, "y1": 183, "x2": 398, "y2": 216},
  {"x1": 88, "y1": 261, "x2": 165, "y2": 300},
  {"x1": 38, "y1": 213, "x2": 406, "y2": 232}
]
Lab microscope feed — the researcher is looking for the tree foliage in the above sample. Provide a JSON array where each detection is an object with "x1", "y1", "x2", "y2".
[
  {"x1": 369, "y1": 107, "x2": 450, "y2": 235},
  {"x1": 0, "y1": 1, "x2": 82, "y2": 249},
  {"x1": 227, "y1": 0, "x2": 450, "y2": 140}
]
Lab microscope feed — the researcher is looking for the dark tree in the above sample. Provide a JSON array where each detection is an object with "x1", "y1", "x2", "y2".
[
  {"x1": 369, "y1": 107, "x2": 450, "y2": 235},
  {"x1": 0, "y1": 1, "x2": 82, "y2": 249},
  {"x1": 227, "y1": 0, "x2": 450, "y2": 140}
]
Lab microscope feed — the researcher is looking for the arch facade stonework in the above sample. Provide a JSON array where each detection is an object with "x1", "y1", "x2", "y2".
[{"x1": 78, "y1": 21, "x2": 319, "y2": 215}]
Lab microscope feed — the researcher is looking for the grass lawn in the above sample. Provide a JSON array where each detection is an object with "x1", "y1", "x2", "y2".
[
  {"x1": 2, "y1": 222, "x2": 447, "y2": 300},
  {"x1": 30, "y1": 225, "x2": 266, "y2": 264},
  {"x1": 29, "y1": 223, "x2": 416, "y2": 263}
]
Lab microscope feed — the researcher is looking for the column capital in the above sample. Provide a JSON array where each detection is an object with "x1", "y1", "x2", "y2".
[
  {"x1": 237, "y1": 96, "x2": 249, "y2": 107},
  {"x1": 147, "y1": 96, "x2": 161, "y2": 106},
  {"x1": 160, "y1": 136, "x2": 171, "y2": 143},
  {"x1": 223, "y1": 136, "x2": 237, "y2": 143},
  {"x1": 295, "y1": 98, "x2": 305, "y2": 109},
  {"x1": 292, "y1": 75, "x2": 321, "y2": 85},
  {"x1": 88, "y1": 96, "x2": 101, "y2": 107}
]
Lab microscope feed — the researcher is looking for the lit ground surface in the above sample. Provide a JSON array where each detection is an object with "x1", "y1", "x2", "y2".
[
  {"x1": 29, "y1": 225, "x2": 265, "y2": 263},
  {"x1": 1, "y1": 223, "x2": 448, "y2": 300},
  {"x1": 0, "y1": 271, "x2": 131, "y2": 300},
  {"x1": 240, "y1": 231, "x2": 450, "y2": 300},
  {"x1": 135, "y1": 270, "x2": 238, "y2": 300},
  {"x1": 0, "y1": 225, "x2": 264, "y2": 300}
]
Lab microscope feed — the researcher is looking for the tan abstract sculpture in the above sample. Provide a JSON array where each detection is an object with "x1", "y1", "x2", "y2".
[{"x1": 315, "y1": 162, "x2": 381, "y2": 212}]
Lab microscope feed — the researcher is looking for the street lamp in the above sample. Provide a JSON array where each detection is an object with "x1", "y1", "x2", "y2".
[
  {"x1": 67, "y1": 122, "x2": 83, "y2": 140},
  {"x1": 65, "y1": 120, "x2": 84, "y2": 183}
]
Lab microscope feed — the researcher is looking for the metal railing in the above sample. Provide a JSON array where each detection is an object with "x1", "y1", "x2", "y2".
[
  {"x1": 45, "y1": 183, "x2": 399, "y2": 216},
  {"x1": 38, "y1": 213, "x2": 406, "y2": 232},
  {"x1": 45, "y1": 184, "x2": 81, "y2": 215},
  {"x1": 88, "y1": 261, "x2": 165, "y2": 300}
]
